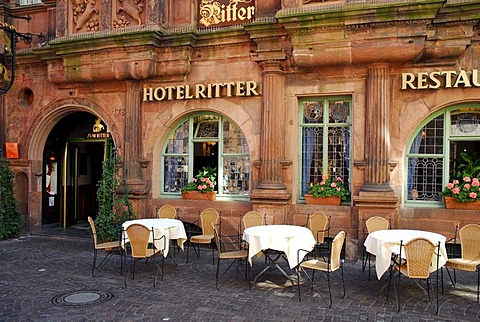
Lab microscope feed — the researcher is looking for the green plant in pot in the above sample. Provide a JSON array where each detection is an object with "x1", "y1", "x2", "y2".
[
  {"x1": 441, "y1": 151, "x2": 480, "y2": 204},
  {"x1": 181, "y1": 166, "x2": 217, "y2": 193},
  {"x1": 0, "y1": 158, "x2": 21, "y2": 239},
  {"x1": 307, "y1": 174, "x2": 350, "y2": 201},
  {"x1": 94, "y1": 152, "x2": 136, "y2": 243}
]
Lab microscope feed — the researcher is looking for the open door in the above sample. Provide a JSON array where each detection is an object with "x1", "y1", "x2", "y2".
[{"x1": 61, "y1": 139, "x2": 112, "y2": 228}]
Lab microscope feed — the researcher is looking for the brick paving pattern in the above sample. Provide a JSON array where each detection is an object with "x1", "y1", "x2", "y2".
[{"x1": 1, "y1": 234, "x2": 479, "y2": 321}]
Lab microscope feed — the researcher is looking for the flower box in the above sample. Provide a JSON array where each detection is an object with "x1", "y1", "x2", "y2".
[
  {"x1": 182, "y1": 191, "x2": 216, "y2": 201},
  {"x1": 444, "y1": 197, "x2": 480, "y2": 210},
  {"x1": 305, "y1": 195, "x2": 341, "y2": 205}
]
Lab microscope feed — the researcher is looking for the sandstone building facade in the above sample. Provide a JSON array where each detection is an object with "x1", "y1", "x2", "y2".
[{"x1": 1, "y1": 0, "x2": 479, "y2": 258}]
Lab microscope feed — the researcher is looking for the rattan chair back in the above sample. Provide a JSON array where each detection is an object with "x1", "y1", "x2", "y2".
[
  {"x1": 88, "y1": 216, "x2": 100, "y2": 248},
  {"x1": 459, "y1": 224, "x2": 480, "y2": 261},
  {"x1": 365, "y1": 216, "x2": 390, "y2": 234},
  {"x1": 157, "y1": 205, "x2": 177, "y2": 219},
  {"x1": 402, "y1": 237, "x2": 436, "y2": 279},
  {"x1": 200, "y1": 208, "x2": 220, "y2": 236},
  {"x1": 330, "y1": 231, "x2": 346, "y2": 271},
  {"x1": 308, "y1": 212, "x2": 330, "y2": 244},
  {"x1": 126, "y1": 224, "x2": 151, "y2": 258},
  {"x1": 242, "y1": 211, "x2": 264, "y2": 229}
]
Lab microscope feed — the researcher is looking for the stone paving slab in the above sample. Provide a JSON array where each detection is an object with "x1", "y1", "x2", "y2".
[{"x1": 0, "y1": 235, "x2": 479, "y2": 321}]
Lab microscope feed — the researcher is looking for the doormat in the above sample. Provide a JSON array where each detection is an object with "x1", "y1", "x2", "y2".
[{"x1": 51, "y1": 290, "x2": 114, "y2": 307}]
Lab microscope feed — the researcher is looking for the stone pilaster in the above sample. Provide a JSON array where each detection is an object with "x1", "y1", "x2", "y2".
[
  {"x1": 362, "y1": 64, "x2": 393, "y2": 192},
  {"x1": 123, "y1": 81, "x2": 146, "y2": 189},
  {"x1": 257, "y1": 61, "x2": 286, "y2": 190},
  {"x1": 250, "y1": 61, "x2": 291, "y2": 205},
  {"x1": 354, "y1": 64, "x2": 400, "y2": 256}
]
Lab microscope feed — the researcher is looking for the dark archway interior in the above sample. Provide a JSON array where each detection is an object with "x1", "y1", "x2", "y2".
[{"x1": 42, "y1": 112, "x2": 108, "y2": 227}]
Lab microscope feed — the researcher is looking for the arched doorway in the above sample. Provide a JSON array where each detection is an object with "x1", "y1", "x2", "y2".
[{"x1": 42, "y1": 111, "x2": 113, "y2": 228}]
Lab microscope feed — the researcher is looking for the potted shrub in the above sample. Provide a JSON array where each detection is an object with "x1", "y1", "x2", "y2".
[
  {"x1": 0, "y1": 158, "x2": 21, "y2": 239},
  {"x1": 441, "y1": 177, "x2": 480, "y2": 209},
  {"x1": 305, "y1": 174, "x2": 350, "y2": 205},
  {"x1": 94, "y1": 153, "x2": 136, "y2": 243},
  {"x1": 181, "y1": 166, "x2": 217, "y2": 200},
  {"x1": 440, "y1": 151, "x2": 480, "y2": 210}
]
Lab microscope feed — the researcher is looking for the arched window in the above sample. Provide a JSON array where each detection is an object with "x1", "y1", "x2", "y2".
[
  {"x1": 405, "y1": 106, "x2": 480, "y2": 204},
  {"x1": 162, "y1": 113, "x2": 250, "y2": 197},
  {"x1": 299, "y1": 96, "x2": 352, "y2": 199}
]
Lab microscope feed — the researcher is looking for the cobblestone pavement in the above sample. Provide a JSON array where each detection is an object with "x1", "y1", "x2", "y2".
[{"x1": 1, "y1": 234, "x2": 479, "y2": 321}]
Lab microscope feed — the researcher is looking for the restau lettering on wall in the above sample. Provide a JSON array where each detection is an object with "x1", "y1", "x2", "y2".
[{"x1": 401, "y1": 69, "x2": 480, "y2": 89}]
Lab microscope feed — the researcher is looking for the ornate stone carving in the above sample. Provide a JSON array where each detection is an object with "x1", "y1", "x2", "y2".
[
  {"x1": 72, "y1": 0, "x2": 100, "y2": 32},
  {"x1": 100, "y1": 0, "x2": 112, "y2": 30},
  {"x1": 114, "y1": 0, "x2": 145, "y2": 28},
  {"x1": 57, "y1": 0, "x2": 67, "y2": 37}
]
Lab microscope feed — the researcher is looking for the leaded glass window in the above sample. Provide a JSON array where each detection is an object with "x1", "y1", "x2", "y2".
[
  {"x1": 299, "y1": 97, "x2": 352, "y2": 199},
  {"x1": 405, "y1": 107, "x2": 480, "y2": 203},
  {"x1": 162, "y1": 114, "x2": 250, "y2": 196}
]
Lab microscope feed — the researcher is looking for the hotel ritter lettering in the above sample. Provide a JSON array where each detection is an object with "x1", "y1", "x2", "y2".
[{"x1": 1, "y1": 0, "x2": 479, "y2": 259}]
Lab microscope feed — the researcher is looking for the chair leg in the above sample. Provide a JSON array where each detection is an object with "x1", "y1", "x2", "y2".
[
  {"x1": 297, "y1": 268, "x2": 302, "y2": 302},
  {"x1": 153, "y1": 254, "x2": 163, "y2": 287},
  {"x1": 326, "y1": 271, "x2": 333, "y2": 307},
  {"x1": 91, "y1": 248, "x2": 97, "y2": 276},
  {"x1": 394, "y1": 273, "x2": 401, "y2": 312},
  {"x1": 211, "y1": 241, "x2": 215, "y2": 265},
  {"x1": 92, "y1": 247, "x2": 117, "y2": 277},
  {"x1": 477, "y1": 268, "x2": 479, "y2": 303},
  {"x1": 215, "y1": 257, "x2": 221, "y2": 290}
]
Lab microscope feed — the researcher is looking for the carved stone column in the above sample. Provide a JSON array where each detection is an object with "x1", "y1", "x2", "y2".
[
  {"x1": 362, "y1": 64, "x2": 393, "y2": 192},
  {"x1": 258, "y1": 61, "x2": 286, "y2": 190},
  {"x1": 354, "y1": 64, "x2": 400, "y2": 256},
  {"x1": 123, "y1": 80, "x2": 147, "y2": 216},
  {"x1": 250, "y1": 61, "x2": 291, "y2": 209}
]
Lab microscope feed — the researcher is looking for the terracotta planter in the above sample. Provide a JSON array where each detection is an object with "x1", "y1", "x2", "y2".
[
  {"x1": 444, "y1": 197, "x2": 480, "y2": 210},
  {"x1": 304, "y1": 195, "x2": 341, "y2": 205},
  {"x1": 182, "y1": 191, "x2": 217, "y2": 201}
]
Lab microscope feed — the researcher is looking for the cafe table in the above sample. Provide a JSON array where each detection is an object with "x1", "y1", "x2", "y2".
[
  {"x1": 243, "y1": 224, "x2": 316, "y2": 284},
  {"x1": 364, "y1": 229, "x2": 448, "y2": 280},
  {"x1": 122, "y1": 218, "x2": 187, "y2": 257}
]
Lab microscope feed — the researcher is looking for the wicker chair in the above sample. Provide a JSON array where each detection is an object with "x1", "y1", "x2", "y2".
[
  {"x1": 124, "y1": 224, "x2": 165, "y2": 287},
  {"x1": 157, "y1": 205, "x2": 177, "y2": 219},
  {"x1": 296, "y1": 231, "x2": 346, "y2": 306},
  {"x1": 186, "y1": 208, "x2": 220, "y2": 264},
  {"x1": 362, "y1": 216, "x2": 390, "y2": 280},
  {"x1": 87, "y1": 216, "x2": 122, "y2": 277},
  {"x1": 386, "y1": 237, "x2": 440, "y2": 314},
  {"x1": 307, "y1": 212, "x2": 330, "y2": 246},
  {"x1": 242, "y1": 210, "x2": 265, "y2": 230},
  {"x1": 444, "y1": 223, "x2": 480, "y2": 303},
  {"x1": 212, "y1": 223, "x2": 250, "y2": 290}
]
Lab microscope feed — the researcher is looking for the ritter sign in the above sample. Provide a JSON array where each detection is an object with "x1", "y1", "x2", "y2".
[{"x1": 198, "y1": 0, "x2": 256, "y2": 28}]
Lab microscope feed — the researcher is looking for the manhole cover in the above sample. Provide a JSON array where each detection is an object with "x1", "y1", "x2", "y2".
[{"x1": 51, "y1": 290, "x2": 114, "y2": 307}]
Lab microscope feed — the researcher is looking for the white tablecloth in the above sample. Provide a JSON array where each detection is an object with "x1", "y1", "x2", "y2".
[
  {"x1": 364, "y1": 229, "x2": 448, "y2": 280},
  {"x1": 243, "y1": 225, "x2": 316, "y2": 269},
  {"x1": 122, "y1": 218, "x2": 187, "y2": 257}
]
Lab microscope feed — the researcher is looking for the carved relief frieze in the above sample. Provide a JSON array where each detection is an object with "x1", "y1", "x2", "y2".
[
  {"x1": 113, "y1": 0, "x2": 146, "y2": 28},
  {"x1": 57, "y1": 0, "x2": 67, "y2": 37},
  {"x1": 100, "y1": 0, "x2": 112, "y2": 30},
  {"x1": 146, "y1": 0, "x2": 162, "y2": 25},
  {"x1": 70, "y1": 0, "x2": 100, "y2": 33}
]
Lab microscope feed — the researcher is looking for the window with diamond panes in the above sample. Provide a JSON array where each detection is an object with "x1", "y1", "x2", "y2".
[
  {"x1": 162, "y1": 114, "x2": 250, "y2": 196},
  {"x1": 406, "y1": 107, "x2": 480, "y2": 203},
  {"x1": 299, "y1": 98, "x2": 352, "y2": 199}
]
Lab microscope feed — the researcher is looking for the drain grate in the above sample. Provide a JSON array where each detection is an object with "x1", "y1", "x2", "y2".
[{"x1": 51, "y1": 290, "x2": 114, "y2": 307}]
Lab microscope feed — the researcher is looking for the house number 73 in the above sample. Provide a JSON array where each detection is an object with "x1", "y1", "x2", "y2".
[{"x1": 112, "y1": 108, "x2": 125, "y2": 115}]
